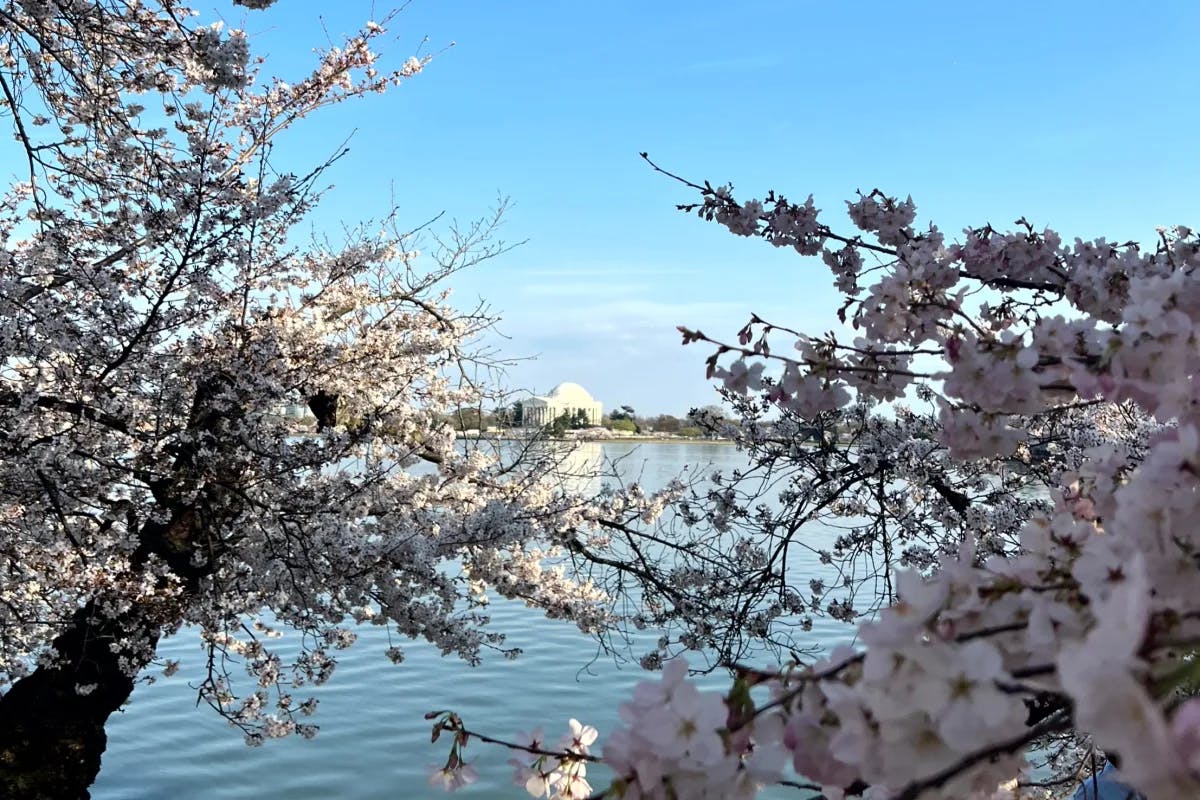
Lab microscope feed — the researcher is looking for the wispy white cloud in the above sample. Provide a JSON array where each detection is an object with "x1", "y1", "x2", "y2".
[
  {"x1": 519, "y1": 281, "x2": 650, "y2": 298},
  {"x1": 479, "y1": 293, "x2": 751, "y2": 413},
  {"x1": 515, "y1": 265, "x2": 697, "y2": 278},
  {"x1": 503, "y1": 297, "x2": 746, "y2": 339}
]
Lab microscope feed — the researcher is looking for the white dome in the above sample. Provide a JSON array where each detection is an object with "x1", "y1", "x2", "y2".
[{"x1": 545, "y1": 382, "x2": 596, "y2": 405}]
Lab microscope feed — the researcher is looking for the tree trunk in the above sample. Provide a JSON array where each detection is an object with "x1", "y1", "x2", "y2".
[
  {"x1": 0, "y1": 603, "x2": 158, "y2": 800},
  {"x1": 0, "y1": 379, "x2": 251, "y2": 798}
]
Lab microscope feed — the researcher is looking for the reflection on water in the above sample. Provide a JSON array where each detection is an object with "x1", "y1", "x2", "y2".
[{"x1": 93, "y1": 442, "x2": 839, "y2": 800}]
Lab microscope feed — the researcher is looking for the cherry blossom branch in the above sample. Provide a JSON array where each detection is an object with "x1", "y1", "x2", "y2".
[
  {"x1": 678, "y1": 325, "x2": 937, "y2": 379},
  {"x1": 425, "y1": 711, "x2": 601, "y2": 764},
  {"x1": 643, "y1": 152, "x2": 1068, "y2": 294},
  {"x1": 891, "y1": 710, "x2": 1072, "y2": 800},
  {"x1": 0, "y1": 391, "x2": 131, "y2": 434}
]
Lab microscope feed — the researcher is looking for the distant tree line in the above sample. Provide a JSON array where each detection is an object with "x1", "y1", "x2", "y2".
[{"x1": 443, "y1": 401, "x2": 740, "y2": 438}]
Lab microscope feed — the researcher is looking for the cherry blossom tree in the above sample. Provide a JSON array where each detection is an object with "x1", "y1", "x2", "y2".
[
  {"x1": 0, "y1": 3, "x2": 686, "y2": 797},
  {"x1": 431, "y1": 157, "x2": 1200, "y2": 798}
]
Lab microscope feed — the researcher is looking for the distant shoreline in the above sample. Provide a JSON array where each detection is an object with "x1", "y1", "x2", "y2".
[
  {"x1": 455, "y1": 432, "x2": 737, "y2": 445},
  {"x1": 582, "y1": 437, "x2": 736, "y2": 445}
]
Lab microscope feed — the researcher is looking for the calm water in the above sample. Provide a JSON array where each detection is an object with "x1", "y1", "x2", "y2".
[{"x1": 93, "y1": 442, "x2": 848, "y2": 799}]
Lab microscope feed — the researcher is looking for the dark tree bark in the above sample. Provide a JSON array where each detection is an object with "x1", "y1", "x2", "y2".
[
  {"x1": 0, "y1": 375, "x2": 242, "y2": 798},
  {"x1": 0, "y1": 604, "x2": 159, "y2": 800},
  {"x1": 307, "y1": 390, "x2": 339, "y2": 432},
  {"x1": 0, "y1": 500, "x2": 210, "y2": 797}
]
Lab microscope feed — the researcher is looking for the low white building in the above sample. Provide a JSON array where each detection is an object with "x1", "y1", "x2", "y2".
[
  {"x1": 523, "y1": 382, "x2": 603, "y2": 427},
  {"x1": 267, "y1": 400, "x2": 316, "y2": 427}
]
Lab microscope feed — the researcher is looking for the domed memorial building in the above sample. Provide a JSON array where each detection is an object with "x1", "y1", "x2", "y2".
[{"x1": 523, "y1": 382, "x2": 603, "y2": 427}]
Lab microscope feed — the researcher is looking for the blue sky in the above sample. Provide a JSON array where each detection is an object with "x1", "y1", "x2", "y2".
[{"x1": 168, "y1": 3, "x2": 1200, "y2": 412}]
